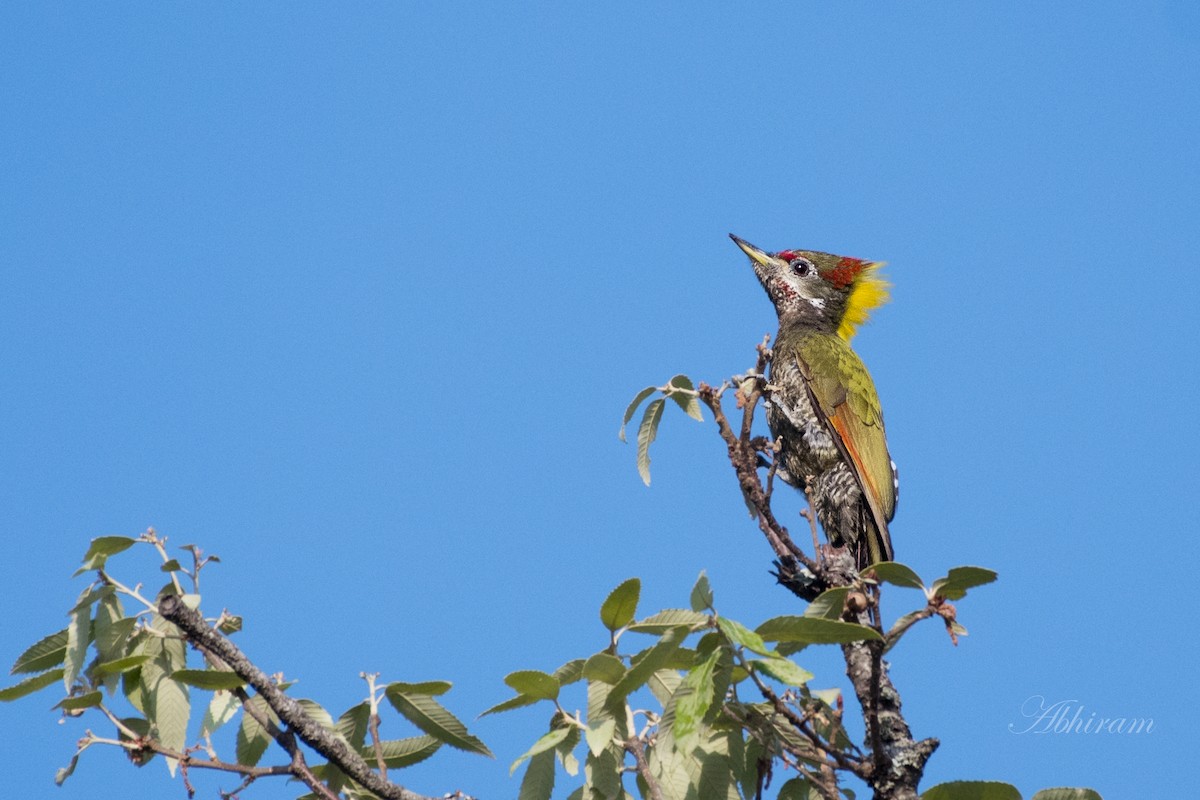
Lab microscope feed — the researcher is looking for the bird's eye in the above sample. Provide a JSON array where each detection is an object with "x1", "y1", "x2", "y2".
[{"x1": 790, "y1": 259, "x2": 814, "y2": 277}]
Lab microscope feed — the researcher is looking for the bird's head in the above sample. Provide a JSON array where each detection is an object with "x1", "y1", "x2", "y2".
[{"x1": 729, "y1": 234, "x2": 890, "y2": 341}]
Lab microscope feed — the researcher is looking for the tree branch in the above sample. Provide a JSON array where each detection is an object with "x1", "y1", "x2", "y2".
[{"x1": 158, "y1": 595, "x2": 442, "y2": 800}]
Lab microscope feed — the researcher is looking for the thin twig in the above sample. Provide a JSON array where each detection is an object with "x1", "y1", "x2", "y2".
[{"x1": 624, "y1": 735, "x2": 664, "y2": 800}]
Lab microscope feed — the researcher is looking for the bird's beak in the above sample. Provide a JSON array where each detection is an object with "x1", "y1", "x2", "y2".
[{"x1": 729, "y1": 234, "x2": 784, "y2": 269}]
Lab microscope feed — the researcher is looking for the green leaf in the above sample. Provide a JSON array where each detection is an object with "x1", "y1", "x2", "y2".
[
  {"x1": 70, "y1": 584, "x2": 115, "y2": 612},
  {"x1": 555, "y1": 724, "x2": 581, "y2": 776},
  {"x1": 636, "y1": 398, "x2": 666, "y2": 485},
  {"x1": 55, "y1": 691, "x2": 103, "y2": 711},
  {"x1": 518, "y1": 748, "x2": 556, "y2": 800},
  {"x1": 200, "y1": 690, "x2": 241, "y2": 738},
  {"x1": 218, "y1": 615, "x2": 243, "y2": 634},
  {"x1": 150, "y1": 668, "x2": 190, "y2": 776},
  {"x1": 356, "y1": 735, "x2": 441, "y2": 768},
  {"x1": 93, "y1": 654, "x2": 151, "y2": 677},
  {"x1": 63, "y1": 587, "x2": 93, "y2": 691},
  {"x1": 930, "y1": 566, "x2": 999, "y2": 601},
  {"x1": 384, "y1": 680, "x2": 451, "y2": 696},
  {"x1": 718, "y1": 617, "x2": 776, "y2": 656},
  {"x1": 585, "y1": 718, "x2": 616, "y2": 757},
  {"x1": 628, "y1": 608, "x2": 709, "y2": 634},
  {"x1": 236, "y1": 695, "x2": 273, "y2": 767},
  {"x1": 756, "y1": 615, "x2": 882, "y2": 644},
  {"x1": 171, "y1": 669, "x2": 247, "y2": 691},
  {"x1": 620, "y1": 385, "x2": 658, "y2": 443},
  {"x1": 553, "y1": 659, "x2": 586, "y2": 685},
  {"x1": 611, "y1": 626, "x2": 689, "y2": 702},
  {"x1": 778, "y1": 777, "x2": 822, "y2": 800},
  {"x1": 505, "y1": 670, "x2": 560, "y2": 701},
  {"x1": 690, "y1": 571, "x2": 714, "y2": 612},
  {"x1": 750, "y1": 658, "x2": 814, "y2": 687},
  {"x1": 335, "y1": 702, "x2": 370, "y2": 747},
  {"x1": 510, "y1": 727, "x2": 571, "y2": 774},
  {"x1": 386, "y1": 687, "x2": 493, "y2": 757},
  {"x1": 865, "y1": 562, "x2": 924, "y2": 590},
  {"x1": 920, "y1": 781, "x2": 1022, "y2": 800},
  {"x1": 672, "y1": 649, "x2": 719, "y2": 753},
  {"x1": 160, "y1": 559, "x2": 182, "y2": 572},
  {"x1": 600, "y1": 577, "x2": 641, "y2": 631},
  {"x1": 0, "y1": 669, "x2": 65, "y2": 701},
  {"x1": 10, "y1": 628, "x2": 68, "y2": 675},
  {"x1": 93, "y1": 596, "x2": 133, "y2": 666},
  {"x1": 584, "y1": 747, "x2": 622, "y2": 800},
  {"x1": 804, "y1": 587, "x2": 851, "y2": 620},
  {"x1": 1030, "y1": 790, "x2": 1103, "y2": 800},
  {"x1": 479, "y1": 694, "x2": 542, "y2": 717},
  {"x1": 76, "y1": 536, "x2": 137, "y2": 573},
  {"x1": 582, "y1": 652, "x2": 627, "y2": 684},
  {"x1": 667, "y1": 374, "x2": 703, "y2": 421}
]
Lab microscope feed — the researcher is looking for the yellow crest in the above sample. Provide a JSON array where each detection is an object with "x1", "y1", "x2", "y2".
[{"x1": 838, "y1": 261, "x2": 890, "y2": 341}]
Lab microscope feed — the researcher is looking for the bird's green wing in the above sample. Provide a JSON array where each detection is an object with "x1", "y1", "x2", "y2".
[{"x1": 794, "y1": 334, "x2": 897, "y2": 524}]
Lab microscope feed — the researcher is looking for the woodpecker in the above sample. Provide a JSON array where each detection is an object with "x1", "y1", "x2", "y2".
[{"x1": 730, "y1": 234, "x2": 897, "y2": 570}]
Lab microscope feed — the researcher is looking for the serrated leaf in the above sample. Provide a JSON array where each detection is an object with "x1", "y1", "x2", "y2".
[
  {"x1": 778, "y1": 777, "x2": 821, "y2": 800},
  {"x1": 667, "y1": 375, "x2": 703, "y2": 421},
  {"x1": 648, "y1": 669, "x2": 683, "y2": 707},
  {"x1": 386, "y1": 688, "x2": 493, "y2": 757},
  {"x1": 920, "y1": 781, "x2": 1022, "y2": 800},
  {"x1": 750, "y1": 658, "x2": 813, "y2": 687},
  {"x1": 55, "y1": 691, "x2": 102, "y2": 711},
  {"x1": 93, "y1": 597, "x2": 133, "y2": 668},
  {"x1": 0, "y1": 669, "x2": 65, "y2": 701},
  {"x1": 628, "y1": 608, "x2": 709, "y2": 634},
  {"x1": 804, "y1": 587, "x2": 851, "y2": 620},
  {"x1": 149, "y1": 668, "x2": 190, "y2": 776},
  {"x1": 171, "y1": 669, "x2": 246, "y2": 691},
  {"x1": 930, "y1": 566, "x2": 999, "y2": 601},
  {"x1": 518, "y1": 748, "x2": 556, "y2": 800},
  {"x1": 555, "y1": 724, "x2": 581, "y2": 776},
  {"x1": 620, "y1": 386, "x2": 658, "y2": 443},
  {"x1": 201, "y1": 690, "x2": 241, "y2": 738},
  {"x1": 690, "y1": 571, "x2": 714, "y2": 612},
  {"x1": 547, "y1": 660, "x2": 583, "y2": 688},
  {"x1": 356, "y1": 735, "x2": 441, "y2": 768},
  {"x1": 505, "y1": 670, "x2": 560, "y2": 701},
  {"x1": 865, "y1": 562, "x2": 924, "y2": 590},
  {"x1": 717, "y1": 618, "x2": 776, "y2": 656},
  {"x1": 1030, "y1": 790, "x2": 1103, "y2": 800},
  {"x1": 385, "y1": 680, "x2": 451, "y2": 696},
  {"x1": 582, "y1": 653, "x2": 626, "y2": 684},
  {"x1": 600, "y1": 577, "x2": 641, "y2": 631},
  {"x1": 10, "y1": 629, "x2": 68, "y2": 675},
  {"x1": 479, "y1": 693, "x2": 541, "y2": 717},
  {"x1": 77, "y1": 536, "x2": 137, "y2": 573},
  {"x1": 585, "y1": 718, "x2": 616, "y2": 757},
  {"x1": 63, "y1": 587, "x2": 93, "y2": 691},
  {"x1": 93, "y1": 654, "x2": 151, "y2": 677},
  {"x1": 672, "y1": 649, "x2": 719, "y2": 753},
  {"x1": 236, "y1": 695, "x2": 273, "y2": 767},
  {"x1": 584, "y1": 747, "x2": 622, "y2": 800},
  {"x1": 217, "y1": 614, "x2": 243, "y2": 634},
  {"x1": 636, "y1": 398, "x2": 666, "y2": 485},
  {"x1": 610, "y1": 625, "x2": 689, "y2": 702},
  {"x1": 756, "y1": 615, "x2": 882, "y2": 644},
  {"x1": 70, "y1": 584, "x2": 115, "y2": 613},
  {"x1": 510, "y1": 727, "x2": 571, "y2": 774}
]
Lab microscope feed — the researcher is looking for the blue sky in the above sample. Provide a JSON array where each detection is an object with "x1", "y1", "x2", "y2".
[{"x1": 2, "y1": 2, "x2": 1197, "y2": 798}]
